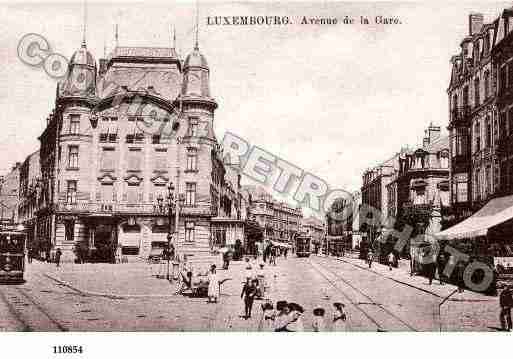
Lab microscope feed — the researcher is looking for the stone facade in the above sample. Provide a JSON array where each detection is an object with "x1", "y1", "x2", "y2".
[
  {"x1": 301, "y1": 216, "x2": 325, "y2": 247},
  {"x1": 243, "y1": 185, "x2": 302, "y2": 245},
  {"x1": 18, "y1": 39, "x2": 243, "y2": 262},
  {"x1": 361, "y1": 153, "x2": 401, "y2": 241},
  {"x1": 386, "y1": 125, "x2": 450, "y2": 238},
  {"x1": 0, "y1": 162, "x2": 21, "y2": 224}
]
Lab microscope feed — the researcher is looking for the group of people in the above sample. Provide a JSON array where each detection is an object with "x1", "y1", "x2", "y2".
[
  {"x1": 365, "y1": 250, "x2": 398, "y2": 271},
  {"x1": 257, "y1": 300, "x2": 349, "y2": 332}
]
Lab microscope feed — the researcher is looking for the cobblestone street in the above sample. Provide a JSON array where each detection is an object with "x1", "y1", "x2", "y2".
[{"x1": 0, "y1": 255, "x2": 503, "y2": 331}]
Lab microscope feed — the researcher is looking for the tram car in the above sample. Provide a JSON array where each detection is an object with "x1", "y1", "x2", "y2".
[
  {"x1": 295, "y1": 234, "x2": 311, "y2": 258},
  {"x1": 0, "y1": 229, "x2": 26, "y2": 283}
]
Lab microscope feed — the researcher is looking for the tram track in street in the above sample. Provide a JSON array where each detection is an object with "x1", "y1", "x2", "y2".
[
  {"x1": 308, "y1": 258, "x2": 418, "y2": 332},
  {"x1": 0, "y1": 284, "x2": 68, "y2": 331}
]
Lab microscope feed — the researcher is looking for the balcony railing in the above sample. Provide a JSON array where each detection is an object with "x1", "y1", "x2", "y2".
[
  {"x1": 402, "y1": 202, "x2": 433, "y2": 216},
  {"x1": 450, "y1": 106, "x2": 471, "y2": 127},
  {"x1": 54, "y1": 201, "x2": 212, "y2": 216}
]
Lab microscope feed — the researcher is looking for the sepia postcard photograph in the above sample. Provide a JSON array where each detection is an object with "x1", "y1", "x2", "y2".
[{"x1": 1, "y1": 1, "x2": 513, "y2": 349}]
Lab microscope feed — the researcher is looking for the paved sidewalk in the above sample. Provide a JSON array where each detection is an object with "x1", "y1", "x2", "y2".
[{"x1": 321, "y1": 254, "x2": 495, "y2": 302}]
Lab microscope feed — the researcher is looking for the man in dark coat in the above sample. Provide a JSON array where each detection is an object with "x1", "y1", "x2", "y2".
[
  {"x1": 437, "y1": 253, "x2": 447, "y2": 285},
  {"x1": 500, "y1": 285, "x2": 513, "y2": 331},
  {"x1": 55, "y1": 248, "x2": 62, "y2": 268},
  {"x1": 241, "y1": 278, "x2": 258, "y2": 319}
]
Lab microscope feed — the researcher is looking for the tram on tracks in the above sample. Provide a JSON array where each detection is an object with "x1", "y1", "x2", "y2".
[
  {"x1": 0, "y1": 228, "x2": 26, "y2": 283},
  {"x1": 295, "y1": 234, "x2": 311, "y2": 257}
]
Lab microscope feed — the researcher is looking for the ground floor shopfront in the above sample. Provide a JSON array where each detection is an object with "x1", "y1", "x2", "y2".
[{"x1": 29, "y1": 211, "x2": 244, "y2": 263}]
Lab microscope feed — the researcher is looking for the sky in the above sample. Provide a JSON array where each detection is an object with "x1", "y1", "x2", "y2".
[{"x1": 0, "y1": 1, "x2": 511, "y2": 198}]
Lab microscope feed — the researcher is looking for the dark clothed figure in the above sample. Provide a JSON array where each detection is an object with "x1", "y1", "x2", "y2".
[
  {"x1": 500, "y1": 286, "x2": 513, "y2": 331},
  {"x1": 241, "y1": 279, "x2": 258, "y2": 319},
  {"x1": 55, "y1": 248, "x2": 62, "y2": 267}
]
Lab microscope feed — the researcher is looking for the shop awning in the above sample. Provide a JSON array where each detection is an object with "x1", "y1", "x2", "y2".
[{"x1": 436, "y1": 195, "x2": 513, "y2": 240}]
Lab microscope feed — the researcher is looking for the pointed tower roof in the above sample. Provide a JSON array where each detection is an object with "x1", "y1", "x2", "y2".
[
  {"x1": 184, "y1": 0, "x2": 208, "y2": 70},
  {"x1": 70, "y1": 43, "x2": 96, "y2": 68},
  {"x1": 184, "y1": 47, "x2": 208, "y2": 70}
]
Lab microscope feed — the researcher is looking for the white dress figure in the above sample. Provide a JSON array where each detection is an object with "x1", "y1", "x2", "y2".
[{"x1": 207, "y1": 267, "x2": 220, "y2": 303}]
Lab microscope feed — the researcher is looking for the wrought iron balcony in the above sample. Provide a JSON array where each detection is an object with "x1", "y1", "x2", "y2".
[
  {"x1": 449, "y1": 106, "x2": 471, "y2": 127},
  {"x1": 54, "y1": 201, "x2": 212, "y2": 216},
  {"x1": 402, "y1": 201, "x2": 433, "y2": 216}
]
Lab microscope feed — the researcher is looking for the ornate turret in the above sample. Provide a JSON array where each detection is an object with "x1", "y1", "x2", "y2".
[
  {"x1": 61, "y1": 41, "x2": 97, "y2": 98},
  {"x1": 181, "y1": 44, "x2": 210, "y2": 98}
]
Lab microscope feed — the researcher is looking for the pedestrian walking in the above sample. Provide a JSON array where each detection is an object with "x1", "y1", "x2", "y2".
[
  {"x1": 244, "y1": 257, "x2": 255, "y2": 281},
  {"x1": 274, "y1": 300, "x2": 291, "y2": 331},
  {"x1": 427, "y1": 262, "x2": 436, "y2": 285},
  {"x1": 263, "y1": 244, "x2": 270, "y2": 263},
  {"x1": 259, "y1": 302, "x2": 275, "y2": 331},
  {"x1": 241, "y1": 278, "x2": 258, "y2": 319},
  {"x1": 437, "y1": 253, "x2": 446, "y2": 285},
  {"x1": 207, "y1": 264, "x2": 220, "y2": 303},
  {"x1": 222, "y1": 250, "x2": 230, "y2": 269},
  {"x1": 332, "y1": 302, "x2": 348, "y2": 331},
  {"x1": 27, "y1": 248, "x2": 33, "y2": 264},
  {"x1": 270, "y1": 246, "x2": 277, "y2": 266},
  {"x1": 367, "y1": 251, "x2": 373, "y2": 269},
  {"x1": 284, "y1": 248, "x2": 288, "y2": 259},
  {"x1": 499, "y1": 285, "x2": 513, "y2": 331},
  {"x1": 55, "y1": 248, "x2": 62, "y2": 268},
  {"x1": 185, "y1": 257, "x2": 194, "y2": 286},
  {"x1": 312, "y1": 307, "x2": 326, "y2": 332},
  {"x1": 388, "y1": 251, "x2": 395, "y2": 271}
]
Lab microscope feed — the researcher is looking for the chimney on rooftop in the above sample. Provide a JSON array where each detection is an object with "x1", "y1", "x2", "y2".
[{"x1": 469, "y1": 13, "x2": 484, "y2": 36}]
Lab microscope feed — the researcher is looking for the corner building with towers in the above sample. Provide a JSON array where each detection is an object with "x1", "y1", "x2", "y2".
[{"x1": 20, "y1": 36, "x2": 245, "y2": 262}]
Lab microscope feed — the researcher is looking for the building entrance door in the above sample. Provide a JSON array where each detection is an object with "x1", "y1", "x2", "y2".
[{"x1": 93, "y1": 224, "x2": 116, "y2": 262}]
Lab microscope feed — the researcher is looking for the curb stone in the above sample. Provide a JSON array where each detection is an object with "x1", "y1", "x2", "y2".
[
  {"x1": 318, "y1": 255, "x2": 494, "y2": 302},
  {"x1": 43, "y1": 273, "x2": 178, "y2": 300}
]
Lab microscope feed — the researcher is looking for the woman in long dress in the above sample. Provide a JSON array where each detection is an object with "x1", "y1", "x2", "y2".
[
  {"x1": 332, "y1": 302, "x2": 348, "y2": 331},
  {"x1": 207, "y1": 264, "x2": 220, "y2": 303},
  {"x1": 285, "y1": 303, "x2": 304, "y2": 332}
]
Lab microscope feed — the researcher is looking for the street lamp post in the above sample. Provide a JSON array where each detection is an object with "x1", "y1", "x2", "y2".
[{"x1": 167, "y1": 182, "x2": 175, "y2": 281}]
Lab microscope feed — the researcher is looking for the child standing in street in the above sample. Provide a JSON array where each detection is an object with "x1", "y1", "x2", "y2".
[
  {"x1": 367, "y1": 251, "x2": 373, "y2": 268},
  {"x1": 259, "y1": 302, "x2": 275, "y2": 331},
  {"x1": 312, "y1": 308, "x2": 326, "y2": 332},
  {"x1": 274, "y1": 300, "x2": 290, "y2": 331},
  {"x1": 207, "y1": 264, "x2": 219, "y2": 303},
  {"x1": 388, "y1": 251, "x2": 395, "y2": 271},
  {"x1": 332, "y1": 302, "x2": 348, "y2": 331}
]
